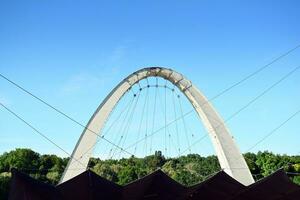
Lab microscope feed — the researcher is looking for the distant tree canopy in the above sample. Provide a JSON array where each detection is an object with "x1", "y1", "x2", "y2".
[{"x1": 0, "y1": 148, "x2": 299, "y2": 200}]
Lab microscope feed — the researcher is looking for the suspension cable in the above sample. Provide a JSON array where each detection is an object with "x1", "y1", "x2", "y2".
[
  {"x1": 1, "y1": 43, "x2": 299, "y2": 162},
  {"x1": 113, "y1": 88, "x2": 141, "y2": 158},
  {"x1": 164, "y1": 80, "x2": 167, "y2": 155},
  {"x1": 1, "y1": 43, "x2": 299, "y2": 159},
  {"x1": 0, "y1": 76, "x2": 135, "y2": 157},
  {"x1": 150, "y1": 79, "x2": 158, "y2": 154},
  {"x1": 172, "y1": 85, "x2": 181, "y2": 154},
  {"x1": 107, "y1": 92, "x2": 137, "y2": 158},
  {"x1": 109, "y1": 92, "x2": 139, "y2": 158},
  {"x1": 72, "y1": 93, "x2": 136, "y2": 164},
  {"x1": 223, "y1": 65, "x2": 300, "y2": 125},
  {"x1": 126, "y1": 65, "x2": 300, "y2": 154},
  {"x1": 134, "y1": 86, "x2": 149, "y2": 155},
  {"x1": 178, "y1": 94, "x2": 191, "y2": 154},
  {"x1": 191, "y1": 65, "x2": 300, "y2": 153},
  {"x1": 246, "y1": 109, "x2": 300, "y2": 152},
  {"x1": 102, "y1": 94, "x2": 136, "y2": 137},
  {"x1": 0, "y1": 102, "x2": 86, "y2": 167},
  {"x1": 143, "y1": 80, "x2": 150, "y2": 157},
  {"x1": 156, "y1": 86, "x2": 173, "y2": 156},
  {"x1": 207, "y1": 43, "x2": 300, "y2": 102}
]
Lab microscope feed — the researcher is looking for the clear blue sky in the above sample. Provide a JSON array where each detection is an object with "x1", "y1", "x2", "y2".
[{"x1": 0, "y1": 0, "x2": 299, "y2": 157}]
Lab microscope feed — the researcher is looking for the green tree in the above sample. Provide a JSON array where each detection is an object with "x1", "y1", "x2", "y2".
[
  {"x1": 172, "y1": 169, "x2": 196, "y2": 186},
  {"x1": 93, "y1": 163, "x2": 118, "y2": 182},
  {"x1": 143, "y1": 151, "x2": 165, "y2": 171},
  {"x1": 0, "y1": 149, "x2": 40, "y2": 173},
  {"x1": 1, "y1": 147, "x2": 300, "y2": 199},
  {"x1": 256, "y1": 151, "x2": 288, "y2": 177},
  {"x1": 46, "y1": 171, "x2": 61, "y2": 184},
  {"x1": 293, "y1": 176, "x2": 300, "y2": 185},
  {"x1": 117, "y1": 166, "x2": 138, "y2": 185}
]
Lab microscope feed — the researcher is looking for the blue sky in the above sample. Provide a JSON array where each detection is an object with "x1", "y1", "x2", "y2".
[{"x1": 0, "y1": 0, "x2": 299, "y2": 157}]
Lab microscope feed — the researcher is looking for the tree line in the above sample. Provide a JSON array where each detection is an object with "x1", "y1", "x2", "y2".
[{"x1": 0, "y1": 148, "x2": 299, "y2": 199}]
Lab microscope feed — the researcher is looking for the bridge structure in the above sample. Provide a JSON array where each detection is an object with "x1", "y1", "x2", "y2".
[{"x1": 60, "y1": 67, "x2": 255, "y2": 186}]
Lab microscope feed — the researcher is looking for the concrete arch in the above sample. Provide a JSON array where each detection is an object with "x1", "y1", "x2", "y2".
[{"x1": 60, "y1": 67, "x2": 254, "y2": 185}]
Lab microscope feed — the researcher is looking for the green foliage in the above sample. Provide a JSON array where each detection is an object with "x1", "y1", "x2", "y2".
[
  {"x1": 293, "y1": 163, "x2": 300, "y2": 172},
  {"x1": 46, "y1": 171, "x2": 61, "y2": 184},
  {"x1": 0, "y1": 148, "x2": 40, "y2": 173},
  {"x1": 293, "y1": 176, "x2": 300, "y2": 185},
  {"x1": 162, "y1": 154, "x2": 220, "y2": 186},
  {"x1": 39, "y1": 154, "x2": 65, "y2": 174},
  {"x1": 93, "y1": 163, "x2": 118, "y2": 182},
  {"x1": 117, "y1": 165, "x2": 138, "y2": 185},
  {"x1": 0, "y1": 148, "x2": 299, "y2": 200},
  {"x1": 255, "y1": 151, "x2": 293, "y2": 177}
]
